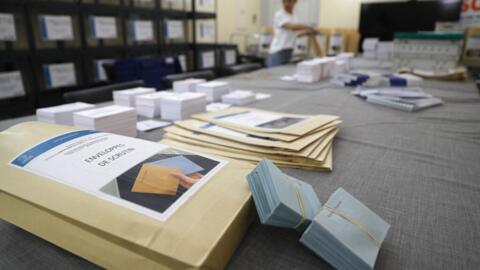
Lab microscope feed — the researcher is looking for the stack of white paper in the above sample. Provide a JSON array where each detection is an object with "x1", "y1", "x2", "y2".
[
  {"x1": 377, "y1": 42, "x2": 393, "y2": 60},
  {"x1": 362, "y1": 38, "x2": 379, "y2": 59},
  {"x1": 337, "y1": 53, "x2": 354, "y2": 71},
  {"x1": 196, "y1": 81, "x2": 231, "y2": 102},
  {"x1": 36, "y1": 102, "x2": 96, "y2": 126},
  {"x1": 221, "y1": 90, "x2": 256, "y2": 105},
  {"x1": 296, "y1": 58, "x2": 336, "y2": 83},
  {"x1": 160, "y1": 92, "x2": 207, "y2": 121},
  {"x1": 73, "y1": 105, "x2": 137, "y2": 137},
  {"x1": 173, "y1": 78, "x2": 207, "y2": 93},
  {"x1": 113, "y1": 87, "x2": 156, "y2": 107},
  {"x1": 135, "y1": 91, "x2": 175, "y2": 118}
]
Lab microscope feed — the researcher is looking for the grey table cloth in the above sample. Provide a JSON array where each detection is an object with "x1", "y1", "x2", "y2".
[{"x1": 1, "y1": 59, "x2": 480, "y2": 270}]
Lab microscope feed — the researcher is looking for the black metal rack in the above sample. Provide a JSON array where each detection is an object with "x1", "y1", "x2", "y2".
[{"x1": 0, "y1": 0, "x2": 220, "y2": 119}]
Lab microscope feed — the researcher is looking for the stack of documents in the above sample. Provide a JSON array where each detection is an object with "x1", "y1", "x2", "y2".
[
  {"x1": 362, "y1": 38, "x2": 379, "y2": 59},
  {"x1": 332, "y1": 72, "x2": 423, "y2": 87},
  {"x1": 73, "y1": 105, "x2": 137, "y2": 137},
  {"x1": 296, "y1": 58, "x2": 336, "y2": 83},
  {"x1": 337, "y1": 53, "x2": 354, "y2": 71},
  {"x1": 247, "y1": 159, "x2": 321, "y2": 231},
  {"x1": 246, "y1": 160, "x2": 390, "y2": 269},
  {"x1": 135, "y1": 91, "x2": 174, "y2": 118},
  {"x1": 160, "y1": 107, "x2": 341, "y2": 171},
  {"x1": 113, "y1": 87, "x2": 156, "y2": 107},
  {"x1": 196, "y1": 81, "x2": 231, "y2": 102},
  {"x1": 300, "y1": 188, "x2": 390, "y2": 270},
  {"x1": 221, "y1": 90, "x2": 256, "y2": 105},
  {"x1": 159, "y1": 92, "x2": 207, "y2": 121},
  {"x1": 36, "y1": 102, "x2": 95, "y2": 126},
  {"x1": 352, "y1": 87, "x2": 444, "y2": 112},
  {"x1": 173, "y1": 78, "x2": 207, "y2": 93}
]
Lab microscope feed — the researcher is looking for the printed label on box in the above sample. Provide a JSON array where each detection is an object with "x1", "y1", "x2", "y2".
[
  {"x1": 201, "y1": 51, "x2": 215, "y2": 68},
  {"x1": 0, "y1": 13, "x2": 17, "y2": 41},
  {"x1": 0, "y1": 71, "x2": 25, "y2": 99},
  {"x1": 91, "y1": 16, "x2": 117, "y2": 39},
  {"x1": 133, "y1": 20, "x2": 154, "y2": 41},
  {"x1": 166, "y1": 20, "x2": 184, "y2": 39},
  {"x1": 40, "y1": 15, "x2": 74, "y2": 41},
  {"x1": 44, "y1": 63, "x2": 77, "y2": 89},
  {"x1": 10, "y1": 131, "x2": 227, "y2": 221}
]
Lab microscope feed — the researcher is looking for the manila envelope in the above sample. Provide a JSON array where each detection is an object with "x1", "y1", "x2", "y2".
[{"x1": 131, "y1": 164, "x2": 181, "y2": 196}]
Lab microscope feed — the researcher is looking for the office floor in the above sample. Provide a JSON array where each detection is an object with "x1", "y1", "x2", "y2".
[{"x1": 1, "y1": 59, "x2": 480, "y2": 269}]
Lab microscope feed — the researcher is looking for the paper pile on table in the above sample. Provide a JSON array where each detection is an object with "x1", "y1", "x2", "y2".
[
  {"x1": 247, "y1": 159, "x2": 320, "y2": 232},
  {"x1": 296, "y1": 58, "x2": 336, "y2": 83},
  {"x1": 221, "y1": 90, "x2": 256, "y2": 105},
  {"x1": 352, "y1": 87, "x2": 443, "y2": 112},
  {"x1": 196, "y1": 81, "x2": 231, "y2": 102},
  {"x1": 36, "y1": 102, "x2": 95, "y2": 126},
  {"x1": 159, "y1": 92, "x2": 207, "y2": 121},
  {"x1": 113, "y1": 87, "x2": 156, "y2": 107},
  {"x1": 160, "y1": 107, "x2": 341, "y2": 171},
  {"x1": 332, "y1": 72, "x2": 423, "y2": 87},
  {"x1": 362, "y1": 38, "x2": 379, "y2": 59},
  {"x1": 377, "y1": 42, "x2": 393, "y2": 60},
  {"x1": 73, "y1": 105, "x2": 137, "y2": 137},
  {"x1": 246, "y1": 159, "x2": 390, "y2": 270},
  {"x1": 337, "y1": 53, "x2": 354, "y2": 71},
  {"x1": 206, "y1": 103, "x2": 232, "y2": 112},
  {"x1": 135, "y1": 91, "x2": 174, "y2": 118},
  {"x1": 173, "y1": 78, "x2": 206, "y2": 93}
]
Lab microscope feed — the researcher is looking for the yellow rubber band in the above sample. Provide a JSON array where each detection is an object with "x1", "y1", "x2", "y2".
[
  {"x1": 287, "y1": 177, "x2": 307, "y2": 229},
  {"x1": 323, "y1": 205, "x2": 382, "y2": 247}
]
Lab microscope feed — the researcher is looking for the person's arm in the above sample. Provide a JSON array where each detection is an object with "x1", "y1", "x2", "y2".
[{"x1": 283, "y1": 23, "x2": 317, "y2": 36}]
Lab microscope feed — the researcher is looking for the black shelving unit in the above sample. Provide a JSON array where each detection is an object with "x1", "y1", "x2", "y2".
[{"x1": 0, "y1": 0, "x2": 220, "y2": 118}]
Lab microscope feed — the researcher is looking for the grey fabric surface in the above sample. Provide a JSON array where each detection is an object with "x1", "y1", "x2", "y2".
[{"x1": 1, "y1": 59, "x2": 480, "y2": 269}]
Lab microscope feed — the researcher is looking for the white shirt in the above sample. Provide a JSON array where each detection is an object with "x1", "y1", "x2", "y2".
[{"x1": 269, "y1": 9, "x2": 298, "y2": 54}]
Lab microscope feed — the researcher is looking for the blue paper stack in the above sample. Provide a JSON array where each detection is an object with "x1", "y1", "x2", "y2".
[
  {"x1": 246, "y1": 159, "x2": 321, "y2": 232},
  {"x1": 300, "y1": 188, "x2": 390, "y2": 270},
  {"x1": 247, "y1": 159, "x2": 390, "y2": 269}
]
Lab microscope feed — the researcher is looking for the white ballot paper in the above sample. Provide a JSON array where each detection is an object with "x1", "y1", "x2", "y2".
[
  {"x1": 0, "y1": 71, "x2": 25, "y2": 99},
  {"x1": 166, "y1": 20, "x2": 184, "y2": 39},
  {"x1": 137, "y1": 120, "x2": 171, "y2": 132},
  {"x1": 0, "y1": 13, "x2": 17, "y2": 41},
  {"x1": 39, "y1": 15, "x2": 74, "y2": 41},
  {"x1": 202, "y1": 51, "x2": 215, "y2": 68},
  {"x1": 44, "y1": 63, "x2": 77, "y2": 89},
  {"x1": 91, "y1": 16, "x2": 117, "y2": 39},
  {"x1": 133, "y1": 20, "x2": 154, "y2": 41},
  {"x1": 10, "y1": 131, "x2": 227, "y2": 221}
]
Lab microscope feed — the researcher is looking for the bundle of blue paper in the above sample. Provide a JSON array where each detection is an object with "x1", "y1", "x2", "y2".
[
  {"x1": 247, "y1": 159, "x2": 390, "y2": 269},
  {"x1": 246, "y1": 159, "x2": 321, "y2": 232}
]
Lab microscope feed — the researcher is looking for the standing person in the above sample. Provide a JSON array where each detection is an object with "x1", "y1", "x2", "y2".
[{"x1": 266, "y1": 0, "x2": 317, "y2": 67}]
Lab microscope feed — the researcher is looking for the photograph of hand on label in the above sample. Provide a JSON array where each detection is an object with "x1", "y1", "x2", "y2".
[
  {"x1": 171, "y1": 172, "x2": 204, "y2": 189},
  {"x1": 106, "y1": 148, "x2": 222, "y2": 215}
]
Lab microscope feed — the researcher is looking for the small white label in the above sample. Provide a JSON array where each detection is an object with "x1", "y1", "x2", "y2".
[
  {"x1": 178, "y1": 54, "x2": 187, "y2": 71},
  {"x1": 44, "y1": 63, "x2": 77, "y2": 89},
  {"x1": 202, "y1": 51, "x2": 215, "y2": 68},
  {"x1": 40, "y1": 15, "x2": 74, "y2": 41},
  {"x1": 166, "y1": 20, "x2": 184, "y2": 39},
  {"x1": 225, "y1": 50, "x2": 236, "y2": 65},
  {"x1": 94, "y1": 59, "x2": 115, "y2": 82},
  {"x1": 0, "y1": 13, "x2": 17, "y2": 41},
  {"x1": 91, "y1": 16, "x2": 117, "y2": 39},
  {"x1": 0, "y1": 71, "x2": 25, "y2": 99},
  {"x1": 133, "y1": 20, "x2": 153, "y2": 41},
  {"x1": 199, "y1": 20, "x2": 215, "y2": 39}
]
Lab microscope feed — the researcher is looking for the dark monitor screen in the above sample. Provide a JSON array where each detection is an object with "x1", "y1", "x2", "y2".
[{"x1": 359, "y1": 0, "x2": 462, "y2": 47}]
